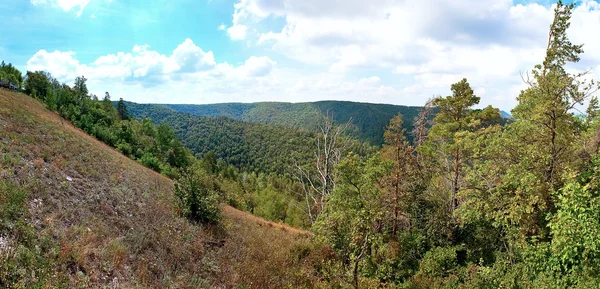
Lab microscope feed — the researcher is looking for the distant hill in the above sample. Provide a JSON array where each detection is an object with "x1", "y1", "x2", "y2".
[
  {"x1": 125, "y1": 102, "x2": 374, "y2": 175},
  {"x1": 0, "y1": 89, "x2": 314, "y2": 288},
  {"x1": 500, "y1": 110, "x2": 512, "y2": 119},
  {"x1": 161, "y1": 101, "x2": 425, "y2": 145}
]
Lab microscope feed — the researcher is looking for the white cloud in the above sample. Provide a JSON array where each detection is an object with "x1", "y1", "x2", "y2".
[
  {"x1": 226, "y1": 0, "x2": 600, "y2": 111},
  {"x1": 26, "y1": 39, "x2": 285, "y2": 102},
  {"x1": 27, "y1": 50, "x2": 88, "y2": 81},
  {"x1": 24, "y1": 38, "x2": 405, "y2": 105},
  {"x1": 240, "y1": 56, "x2": 276, "y2": 77},
  {"x1": 31, "y1": 0, "x2": 91, "y2": 16},
  {"x1": 172, "y1": 39, "x2": 217, "y2": 72},
  {"x1": 24, "y1": 1, "x2": 600, "y2": 111},
  {"x1": 227, "y1": 24, "x2": 248, "y2": 40}
]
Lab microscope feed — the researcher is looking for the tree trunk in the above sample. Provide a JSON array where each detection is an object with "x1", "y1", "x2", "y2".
[
  {"x1": 392, "y1": 147, "x2": 400, "y2": 237},
  {"x1": 452, "y1": 147, "x2": 460, "y2": 213}
]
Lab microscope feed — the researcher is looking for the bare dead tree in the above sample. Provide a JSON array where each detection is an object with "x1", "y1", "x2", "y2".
[
  {"x1": 293, "y1": 112, "x2": 352, "y2": 224},
  {"x1": 411, "y1": 97, "x2": 435, "y2": 148}
]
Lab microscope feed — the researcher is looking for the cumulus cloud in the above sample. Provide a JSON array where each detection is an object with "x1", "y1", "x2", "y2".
[
  {"x1": 240, "y1": 56, "x2": 276, "y2": 77},
  {"x1": 227, "y1": 0, "x2": 600, "y2": 110},
  {"x1": 31, "y1": 0, "x2": 91, "y2": 16},
  {"x1": 24, "y1": 1, "x2": 600, "y2": 110},
  {"x1": 26, "y1": 38, "x2": 282, "y2": 102},
  {"x1": 24, "y1": 37, "x2": 403, "y2": 105},
  {"x1": 227, "y1": 24, "x2": 248, "y2": 40},
  {"x1": 27, "y1": 50, "x2": 88, "y2": 81}
]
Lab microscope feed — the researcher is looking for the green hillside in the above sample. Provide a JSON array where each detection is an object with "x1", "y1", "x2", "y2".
[
  {"x1": 162, "y1": 101, "x2": 423, "y2": 145},
  {"x1": 125, "y1": 102, "x2": 374, "y2": 175}
]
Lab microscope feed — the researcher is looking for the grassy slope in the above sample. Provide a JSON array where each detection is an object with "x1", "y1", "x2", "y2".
[{"x1": 0, "y1": 90, "x2": 313, "y2": 288}]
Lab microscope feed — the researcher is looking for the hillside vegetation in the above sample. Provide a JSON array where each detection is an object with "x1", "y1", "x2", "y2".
[
  {"x1": 0, "y1": 89, "x2": 316, "y2": 288},
  {"x1": 125, "y1": 102, "x2": 374, "y2": 175},
  {"x1": 135, "y1": 101, "x2": 423, "y2": 145},
  {"x1": 3, "y1": 2, "x2": 600, "y2": 288}
]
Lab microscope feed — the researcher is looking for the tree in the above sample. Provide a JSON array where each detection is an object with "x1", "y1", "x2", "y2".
[
  {"x1": 74, "y1": 76, "x2": 88, "y2": 100},
  {"x1": 381, "y1": 113, "x2": 417, "y2": 236},
  {"x1": 548, "y1": 166, "x2": 600, "y2": 277},
  {"x1": 202, "y1": 151, "x2": 218, "y2": 174},
  {"x1": 294, "y1": 112, "x2": 351, "y2": 224},
  {"x1": 174, "y1": 165, "x2": 221, "y2": 224},
  {"x1": 117, "y1": 98, "x2": 128, "y2": 120},
  {"x1": 421, "y1": 79, "x2": 500, "y2": 243},
  {"x1": 585, "y1": 96, "x2": 599, "y2": 127},
  {"x1": 157, "y1": 123, "x2": 175, "y2": 153},
  {"x1": 474, "y1": 1, "x2": 599, "y2": 239},
  {"x1": 0, "y1": 61, "x2": 23, "y2": 88},
  {"x1": 23, "y1": 71, "x2": 51, "y2": 99},
  {"x1": 412, "y1": 97, "x2": 435, "y2": 148},
  {"x1": 314, "y1": 153, "x2": 389, "y2": 289}
]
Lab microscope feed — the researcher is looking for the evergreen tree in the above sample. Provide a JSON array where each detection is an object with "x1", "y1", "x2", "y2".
[
  {"x1": 117, "y1": 98, "x2": 129, "y2": 120},
  {"x1": 471, "y1": 1, "x2": 599, "y2": 240}
]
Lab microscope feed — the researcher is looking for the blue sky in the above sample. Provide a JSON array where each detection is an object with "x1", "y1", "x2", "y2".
[{"x1": 1, "y1": 0, "x2": 599, "y2": 111}]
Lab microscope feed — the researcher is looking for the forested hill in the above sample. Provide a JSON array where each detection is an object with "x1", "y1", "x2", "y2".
[
  {"x1": 125, "y1": 101, "x2": 374, "y2": 175},
  {"x1": 137, "y1": 101, "x2": 423, "y2": 145}
]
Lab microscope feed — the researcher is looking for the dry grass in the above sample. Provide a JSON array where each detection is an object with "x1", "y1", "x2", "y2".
[{"x1": 0, "y1": 89, "x2": 319, "y2": 288}]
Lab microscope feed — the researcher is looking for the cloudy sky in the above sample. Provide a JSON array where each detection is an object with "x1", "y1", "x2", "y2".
[{"x1": 1, "y1": 0, "x2": 599, "y2": 111}]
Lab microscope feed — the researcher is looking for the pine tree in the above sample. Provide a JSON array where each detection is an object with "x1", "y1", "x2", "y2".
[{"x1": 117, "y1": 98, "x2": 128, "y2": 120}]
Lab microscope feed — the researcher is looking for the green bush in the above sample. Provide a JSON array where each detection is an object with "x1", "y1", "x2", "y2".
[
  {"x1": 174, "y1": 166, "x2": 222, "y2": 224},
  {"x1": 140, "y1": 153, "x2": 162, "y2": 172},
  {"x1": 417, "y1": 246, "x2": 461, "y2": 278}
]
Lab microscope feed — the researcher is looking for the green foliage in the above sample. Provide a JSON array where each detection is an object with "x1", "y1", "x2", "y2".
[
  {"x1": 0, "y1": 60, "x2": 24, "y2": 87},
  {"x1": 2, "y1": 2, "x2": 599, "y2": 285},
  {"x1": 314, "y1": 153, "x2": 391, "y2": 287},
  {"x1": 547, "y1": 164, "x2": 600, "y2": 276},
  {"x1": 126, "y1": 101, "x2": 374, "y2": 176},
  {"x1": 254, "y1": 185, "x2": 288, "y2": 222},
  {"x1": 174, "y1": 166, "x2": 222, "y2": 224},
  {"x1": 24, "y1": 71, "x2": 52, "y2": 97},
  {"x1": 117, "y1": 97, "x2": 128, "y2": 120},
  {"x1": 416, "y1": 246, "x2": 460, "y2": 278},
  {"x1": 162, "y1": 100, "x2": 425, "y2": 145},
  {"x1": 140, "y1": 153, "x2": 162, "y2": 172},
  {"x1": 18, "y1": 68, "x2": 196, "y2": 178}
]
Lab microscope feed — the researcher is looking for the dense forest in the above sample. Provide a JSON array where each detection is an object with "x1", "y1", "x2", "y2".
[
  {"x1": 136, "y1": 101, "x2": 426, "y2": 145},
  {"x1": 3, "y1": 1, "x2": 600, "y2": 288},
  {"x1": 125, "y1": 101, "x2": 374, "y2": 175}
]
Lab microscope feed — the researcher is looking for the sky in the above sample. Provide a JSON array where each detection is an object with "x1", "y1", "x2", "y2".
[{"x1": 1, "y1": 0, "x2": 599, "y2": 111}]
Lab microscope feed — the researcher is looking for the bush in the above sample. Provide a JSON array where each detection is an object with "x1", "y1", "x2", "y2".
[
  {"x1": 140, "y1": 153, "x2": 162, "y2": 172},
  {"x1": 417, "y1": 246, "x2": 461, "y2": 278},
  {"x1": 174, "y1": 166, "x2": 221, "y2": 224}
]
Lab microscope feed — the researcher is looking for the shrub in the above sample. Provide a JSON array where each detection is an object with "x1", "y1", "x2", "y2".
[
  {"x1": 140, "y1": 153, "x2": 162, "y2": 172},
  {"x1": 174, "y1": 166, "x2": 221, "y2": 224}
]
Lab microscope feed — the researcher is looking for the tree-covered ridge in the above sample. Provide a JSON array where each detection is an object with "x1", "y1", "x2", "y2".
[
  {"x1": 125, "y1": 101, "x2": 375, "y2": 176},
  {"x1": 147, "y1": 101, "x2": 425, "y2": 145}
]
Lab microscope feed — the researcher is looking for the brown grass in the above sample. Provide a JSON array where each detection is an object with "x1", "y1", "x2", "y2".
[{"x1": 0, "y1": 89, "x2": 318, "y2": 288}]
